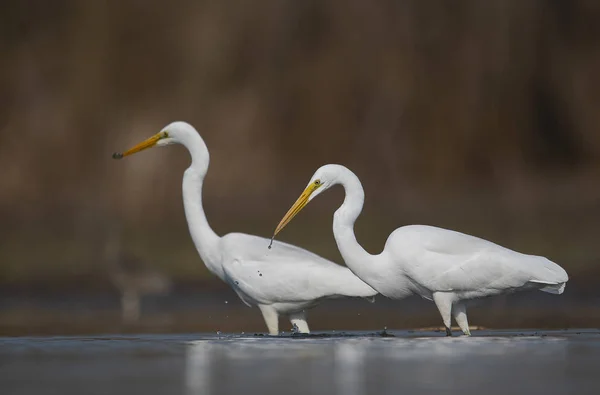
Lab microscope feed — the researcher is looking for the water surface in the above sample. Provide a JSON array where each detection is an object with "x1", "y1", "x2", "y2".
[{"x1": 2, "y1": 329, "x2": 599, "y2": 395}]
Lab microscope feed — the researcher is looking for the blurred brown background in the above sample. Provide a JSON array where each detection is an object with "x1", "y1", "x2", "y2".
[{"x1": 1, "y1": 0, "x2": 599, "y2": 335}]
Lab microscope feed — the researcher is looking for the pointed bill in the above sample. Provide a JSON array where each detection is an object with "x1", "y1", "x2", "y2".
[
  {"x1": 112, "y1": 133, "x2": 161, "y2": 159},
  {"x1": 269, "y1": 182, "x2": 322, "y2": 248}
]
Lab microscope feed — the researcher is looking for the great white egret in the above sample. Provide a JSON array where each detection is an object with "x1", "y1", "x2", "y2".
[
  {"x1": 112, "y1": 123, "x2": 377, "y2": 335},
  {"x1": 271, "y1": 164, "x2": 569, "y2": 336}
]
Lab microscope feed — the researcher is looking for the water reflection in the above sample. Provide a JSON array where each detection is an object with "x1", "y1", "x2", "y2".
[
  {"x1": 182, "y1": 334, "x2": 574, "y2": 395},
  {"x1": 1, "y1": 331, "x2": 597, "y2": 395},
  {"x1": 185, "y1": 341, "x2": 211, "y2": 395},
  {"x1": 185, "y1": 339, "x2": 336, "y2": 395},
  {"x1": 333, "y1": 340, "x2": 366, "y2": 395}
]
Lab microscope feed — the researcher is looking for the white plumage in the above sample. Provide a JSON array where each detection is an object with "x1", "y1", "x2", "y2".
[
  {"x1": 221, "y1": 233, "x2": 375, "y2": 306},
  {"x1": 272, "y1": 164, "x2": 568, "y2": 336},
  {"x1": 113, "y1": 124, "x2": 376, "y2": 335}
]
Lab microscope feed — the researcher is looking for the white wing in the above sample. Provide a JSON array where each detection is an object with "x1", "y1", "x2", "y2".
[
  {"x1": 220, "y1": 233, "x2": 377, "y2": 304},
  {"x1": 387, "y1": 225, "x2": 568, "y2": 294}
]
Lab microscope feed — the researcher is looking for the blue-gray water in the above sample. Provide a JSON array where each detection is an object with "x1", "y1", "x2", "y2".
[{"x1": 2, "y1": 330, "x2": 600, "y2": 395}]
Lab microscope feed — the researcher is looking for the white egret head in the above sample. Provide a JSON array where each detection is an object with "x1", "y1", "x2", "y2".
[
  {"x1": 112, "y1": 121, "x2": 198, "y2": 159},
  {"x1": 271, "y1": 164, "x2": 343, "y2": 241}
]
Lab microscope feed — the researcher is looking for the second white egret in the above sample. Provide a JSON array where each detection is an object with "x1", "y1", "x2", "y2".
[{"x1": 271, "y1": 164, "x2": 568, "y2": 336}]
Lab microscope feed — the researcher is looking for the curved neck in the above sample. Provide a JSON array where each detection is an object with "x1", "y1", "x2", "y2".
[
  {"x1": 181, "y1": 133, "x2": 222, "y2": 278},
  {"x1": 332, "y1": 169, "x2": 380, "y2": 280}
]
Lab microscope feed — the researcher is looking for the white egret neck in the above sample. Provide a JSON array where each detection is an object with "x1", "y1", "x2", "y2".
[
  {"x1": 331, "y1": 168, "x2": 389, "y2": 287},
  {"x1": 180, "y1": 132, "x2": 222, "y2": 278}
]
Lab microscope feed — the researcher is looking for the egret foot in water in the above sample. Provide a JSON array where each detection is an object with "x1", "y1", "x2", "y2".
[
  {"x1": 289, "y1": 311, "x2": 310, "y2": 334},
  {"x1": 259, "y1": 305, "x2": 279, "y2": 336},
  {"x1": 453, "y1": 301, "x2": 471, "y2": 336},
  {"x1": 433, "y1": 292, "x2": 453, "y2": 337}
]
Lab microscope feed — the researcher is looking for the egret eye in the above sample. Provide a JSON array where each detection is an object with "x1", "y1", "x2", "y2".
[
  {"x1": 314, "y1": 180, "x2": 321, "y2": 185},
  {"x1": 162, "y1": 131, "x2": 169, "y2": 138}
]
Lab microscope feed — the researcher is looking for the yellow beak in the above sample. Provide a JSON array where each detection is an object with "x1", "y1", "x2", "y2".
[
  {"x1": 112, "y1": 133, "x2": 161, "y2": 159},
  {"x1": 270, "y1": 183, "x2": 321, "y2": 246}
]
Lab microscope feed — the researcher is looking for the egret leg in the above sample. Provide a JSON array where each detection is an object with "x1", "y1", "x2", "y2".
[
  {"x1": 289, "y1": 311, "x2": 310, "y2": 334},
  {"x1": 433, "y1": 292, "x2": 453, "y2": 337},
  {"x1": 258, "y1": 305, "x2": 279, "y2": 335},
  {"x1": 453, "y1": 301, "x2": 471, "y2": 336}
]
